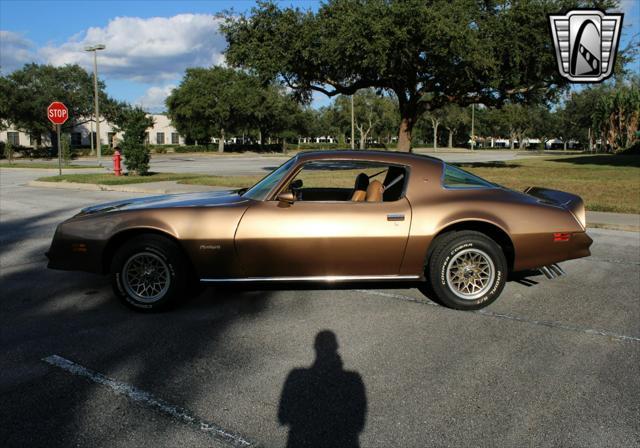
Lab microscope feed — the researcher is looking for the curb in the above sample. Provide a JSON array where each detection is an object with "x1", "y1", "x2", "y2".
[
  {"x1": 28, "y1": 180, "x2": 175, "y2": 195},
  {"x1": 587, "y1": 223, "x2": 640, "y2": 232}
]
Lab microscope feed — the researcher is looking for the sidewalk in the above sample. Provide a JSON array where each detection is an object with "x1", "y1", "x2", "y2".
[
  {"x1": 27, "y1": 179, "x2": 640, "y2": 232},
  {"x1": 586, "y1": 211, "x2": 640, "y2": 232}
]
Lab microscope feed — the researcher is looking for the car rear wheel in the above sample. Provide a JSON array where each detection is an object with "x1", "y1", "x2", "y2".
[
  {"x1": 111, "y1": 234, "x2": 188, "y2": 311},
  {"x1": 422, "y1": 230, "x2": 507, "y2": 310}
]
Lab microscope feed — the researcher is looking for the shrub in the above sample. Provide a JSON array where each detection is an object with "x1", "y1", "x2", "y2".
[
  {"x1": 17, "y1": 145, "x2": 52, "y2": 159},
  {"x1": 122, "y1": 142, "x2": 150, "y2": 175},
  {"x1": 290, "y1": 142, "x2": 342, "y2": 150},
  {"x1": 101, "y1": 144, "x2": 114, "y2": 156},
  {"x1": 116, "y1": 106, "x2": 154, "y2": 175},
  {"x1": 174, "y1": 144, "x2": 216, "y2": 153},
  {"x1": 60, "y1": 134, "x2": 72, "y2": 165},
  {"x1": 3, "y1": 141, "x2": 14, "y2": 163},
  {"x1": 619, "y1": 141, "x2": 640, "y2": 156},
  {"x1": 148, "y1": 145, "x2": 179, "y2": 153}
]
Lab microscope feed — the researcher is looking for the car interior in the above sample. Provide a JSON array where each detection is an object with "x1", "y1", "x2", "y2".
[{"x1": 286, "y1": 161, "x2": 407, "y2": 202}]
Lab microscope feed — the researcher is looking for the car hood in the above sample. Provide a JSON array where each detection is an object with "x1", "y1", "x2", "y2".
[{"x1": 79, "y1": 189, "x2": 248, "y2": 215}]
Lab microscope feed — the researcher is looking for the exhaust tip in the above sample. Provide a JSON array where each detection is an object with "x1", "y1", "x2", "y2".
[
  {"x1": 539, "y1": 266, "x2": 554, "y2": 279},
  {"x1": 539, "y1": 264, "x2": 565, "y2": 279},
  {"x1": 550, "y1": 264, "x2": 566, "y2": 276}
]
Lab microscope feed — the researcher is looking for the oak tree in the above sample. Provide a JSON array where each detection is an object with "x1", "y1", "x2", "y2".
[
  {"x1": 222, "y1": 0, "x2": 615, "y2": 151},
  {"x1": 0, "y1": 63, "x2": 114, "y2": 147}
]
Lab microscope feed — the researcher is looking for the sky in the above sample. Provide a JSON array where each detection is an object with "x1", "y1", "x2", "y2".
[{"x1": 0, "y1": 0, "x2": 638, "y2": 113}]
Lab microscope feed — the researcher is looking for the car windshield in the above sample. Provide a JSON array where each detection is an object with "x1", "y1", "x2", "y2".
[{"x1": 242, "y1": 158, "x2": 296, "y2": 201}]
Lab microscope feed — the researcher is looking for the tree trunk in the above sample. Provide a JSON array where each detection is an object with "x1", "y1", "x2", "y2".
[
  {"x1": 397, "y1": 117, "x2": 414, "y2": 152},
  {"x1": 519, "y1": 137, "x2": 526, "y2": 150},
  {"x1": 218, "y1": 129, "x2": 225, "y2": 153},
  {"x1": 395, "y1": 96, "x2": 421, "y2": 152},
  {"x1": 447, "y1": 129, "x2": 453, "y2": 148},
  {"x1": 433, "y1": 125, "x2": 438, "y2": 150},
  {"x1": 359, "y1": 131, "x2": 367, "y2": 150},
  {"x1": 563, "y1": 140, "x2": 567, "y2": 151}
]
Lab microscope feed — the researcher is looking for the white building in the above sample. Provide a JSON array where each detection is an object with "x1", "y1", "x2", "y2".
[{"x1": 0, "y1": 113, "x2": 185, "y2": 148}]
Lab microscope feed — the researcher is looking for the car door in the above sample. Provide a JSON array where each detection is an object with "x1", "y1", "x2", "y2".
[{"x1": 234, "y1": 193, "x2": 412, "y2": 279}]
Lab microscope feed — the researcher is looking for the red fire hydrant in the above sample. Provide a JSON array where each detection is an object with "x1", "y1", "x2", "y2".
[{"x1": 113, "y1": 150, "x2": 122, "y2": 176}]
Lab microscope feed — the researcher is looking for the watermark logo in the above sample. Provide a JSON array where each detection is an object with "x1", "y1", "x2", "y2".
[{"x1": 549, "y1": 9, "x2": 623, "y2": 83}]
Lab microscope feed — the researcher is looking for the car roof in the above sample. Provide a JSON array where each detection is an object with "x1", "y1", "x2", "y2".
[{"x1": 294, "y1": 149, "x2": 443, "y2": 167}]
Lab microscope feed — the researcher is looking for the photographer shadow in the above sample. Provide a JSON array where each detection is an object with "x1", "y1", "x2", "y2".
[{"x1": 278, "y1": 330, "x2": 367, "y2": 448}]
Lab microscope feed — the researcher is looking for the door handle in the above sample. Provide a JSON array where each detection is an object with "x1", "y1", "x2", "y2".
[{"x1": 387, "y1": 213, "x2": 405, "y2": 221}]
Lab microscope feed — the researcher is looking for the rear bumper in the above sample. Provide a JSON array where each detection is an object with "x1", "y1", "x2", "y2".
[{"x1": 513, "y1": 231, "x2": 592, "y2": 272}]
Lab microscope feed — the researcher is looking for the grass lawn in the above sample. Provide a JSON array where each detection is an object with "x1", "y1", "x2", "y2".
[
  {"x1": 1, "y1": 162, "x2": 101, "y2": 169},
  {"x1": 181, "y1": 154, "x2": 640, "y2": 213},
  {"x1": 171, "y1": 150, "x2": 297, "y2": 157},
  {"x1": 459, "y1": 155, "x2": 639, "y2": 214},
  {"x1": 36, "y1": 154, "x2": 640, "y2": 214}
]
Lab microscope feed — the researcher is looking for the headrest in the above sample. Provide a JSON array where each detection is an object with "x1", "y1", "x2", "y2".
[{"x1": 354, "y1": 172, "x2": 369, "y2": 190}]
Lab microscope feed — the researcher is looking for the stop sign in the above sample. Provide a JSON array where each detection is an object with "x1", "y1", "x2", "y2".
[{"x1": 47, "y1": 101, "x2": 69, "y2": 125}]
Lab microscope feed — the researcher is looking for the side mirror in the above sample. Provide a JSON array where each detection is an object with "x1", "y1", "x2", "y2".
[{"x1": 277, "y1": 191, "x2": 295, "y2": 204}]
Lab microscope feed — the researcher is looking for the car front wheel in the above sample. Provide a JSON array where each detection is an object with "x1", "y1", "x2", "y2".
[
  {"x1": 111, "y1": 234, "x2": 188, "y2": 311},
  {"x1": 424, "y1": 230, "x2": 507, "y2": 310}
]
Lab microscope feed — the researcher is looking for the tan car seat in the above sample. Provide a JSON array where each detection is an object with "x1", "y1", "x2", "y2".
[
  {"x1": 351, "y1": 173, "x2": 369, "y2": 201},
  {"x1": 365, "y1": 180, "x2": 384, "y2": 202}
]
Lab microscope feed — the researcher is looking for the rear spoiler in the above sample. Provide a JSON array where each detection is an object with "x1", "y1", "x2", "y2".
[{"x1": 524, "y1": 187, "x2": 586, "y2": 229}]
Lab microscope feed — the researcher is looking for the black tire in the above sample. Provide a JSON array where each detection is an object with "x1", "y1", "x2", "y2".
[
  {"x1": 110, "y1": 234, "x2": 189, "y2": 311},
  {"x1": 421, "y1": 230, "x2": 507, "y2": 310}
]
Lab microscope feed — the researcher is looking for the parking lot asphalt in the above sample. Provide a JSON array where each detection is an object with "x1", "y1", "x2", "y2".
[
  {"x1": 69, "y1": 149, "x2": 538, "y2": 175},
  {"x1": 1, "y1": 167, "x2": 639, "y2": 447}
]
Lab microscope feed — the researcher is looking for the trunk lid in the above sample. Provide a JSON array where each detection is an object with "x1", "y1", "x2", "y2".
[{"x1": 524, "y1": 186, "x2": 586, "y2": 229}]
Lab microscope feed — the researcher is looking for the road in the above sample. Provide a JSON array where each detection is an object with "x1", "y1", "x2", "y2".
[{"x1": 1, "y1": 167, "x2": 639, "y2": 447}]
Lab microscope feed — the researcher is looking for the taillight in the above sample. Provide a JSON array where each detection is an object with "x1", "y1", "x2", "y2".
[{"x1": 553, "y1": 232, "x2": 571, "y2": 242}]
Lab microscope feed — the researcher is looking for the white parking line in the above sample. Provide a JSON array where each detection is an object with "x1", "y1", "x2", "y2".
[
  {"x1": 359, "y1": 290, "x2": 640, "y2": 343},
  {"x1": 42, "y1": 355, "x2": 254, "y2": 447}
]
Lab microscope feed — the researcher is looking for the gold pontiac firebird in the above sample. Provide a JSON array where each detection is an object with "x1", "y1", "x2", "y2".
[{"x1": 47, "y1": 150, "x2": 592, "y2": 311}]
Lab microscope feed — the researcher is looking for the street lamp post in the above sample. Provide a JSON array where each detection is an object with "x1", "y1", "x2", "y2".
[
  {"x1": 470, "y1": 103, "x2": 475, "y2": 151},
  {"x1": 85, "y1": 44, "x2": 105, "y2": 165},
  {"x1": 350, "y1": 95, "x2": 355, "y2": 150}
]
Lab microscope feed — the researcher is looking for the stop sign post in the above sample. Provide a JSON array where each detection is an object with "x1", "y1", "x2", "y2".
[{"x1": 47, "y1": 102, "x2": 68, "y2": 175}]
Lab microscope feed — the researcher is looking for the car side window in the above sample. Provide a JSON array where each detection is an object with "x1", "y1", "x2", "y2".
[
  {"x1": 284, "y1": 160, "x2": 408, "y2": 202},
  {"x1": 442, "y1": 163, "x2": 495, "y2": 189}
]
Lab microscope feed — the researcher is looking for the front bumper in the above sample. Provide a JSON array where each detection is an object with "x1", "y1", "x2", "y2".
[{"x1": 46, "y1": 230, "x2": 105, "y2": 274}]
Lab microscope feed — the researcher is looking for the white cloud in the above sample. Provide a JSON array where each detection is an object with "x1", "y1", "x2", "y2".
[
  {"x1": 38, "y1": 14, "x2": 226, "y2": 83},
  {"x1": 137, "y1": 84, "x2": 176, "y2": 112},
  {"x1": 0, "y1": 31, "x2": 38, "y2": 73}
]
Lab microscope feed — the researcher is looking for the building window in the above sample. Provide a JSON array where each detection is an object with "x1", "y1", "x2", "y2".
[
  {"x1": 71, "y1": 133, "x2": 82, "y2": 146},
  {"x1": 171, "y1": 132, "x2": 179, "y2": 145},
  {"x1": 156, "y1": 132, "x2": 165, "y2": 145},
  {"x1": 107, "y1": 132, "x2": 116, "y2": 147},
  {"x1": 7, "y1": 132, "x2": 19, "y2": 146},
  {"x1": 89, "y1": 132, "x2": 97, "y2": 147}
]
